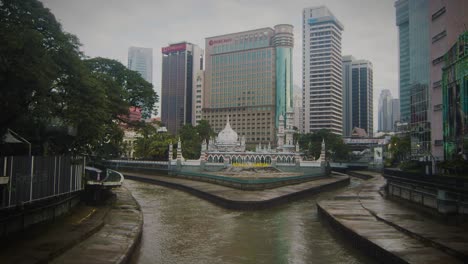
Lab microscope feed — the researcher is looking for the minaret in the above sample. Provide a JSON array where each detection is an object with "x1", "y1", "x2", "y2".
[
  {"x1": 177, "y1": 137, "x2": 183, "y2": 161},
  {"x1": 319, "y1": 138, "x2": 326, "y2": 162},
  {"x1": 277, "y1": 114, "x2": 285, "y2": 149},
  {"x1": 168, "y1": 141, "x2": 173, "y2": 161}
]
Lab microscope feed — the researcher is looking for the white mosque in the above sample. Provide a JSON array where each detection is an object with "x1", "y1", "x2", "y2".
[{"x1": 169, "y1": 114, "x2": 325, "y2": 170}]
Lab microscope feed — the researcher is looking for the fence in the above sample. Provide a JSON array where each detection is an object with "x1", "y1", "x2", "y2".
[
  {"x1": 0, "y1": 156, "x2": 85, "y2": 209},
  {"x1": 383, "y1": 169, "x2": 468, "y2": 215}
]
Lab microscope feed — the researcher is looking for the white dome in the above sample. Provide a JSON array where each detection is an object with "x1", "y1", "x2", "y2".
[{"x1": 217, "y1": 117, "x2": 238, "y2": 144}]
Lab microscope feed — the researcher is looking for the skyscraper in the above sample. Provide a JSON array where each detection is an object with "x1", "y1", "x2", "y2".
[
  {"x1": 378, "y1": 90, "x2": 393, "y2": 132},
  {"x1": 161, "y1": 42, "x2": 203, "y2": 135},
  {"x1": 303, "y1": 6, "x2": 344, "y2": 135},
  {"x1": 429, "y1": 0, "x2": 468, "y2": 160},
  {"x1": 395, "y1": 0, "x2": 430, "y2": 156},
  {"x1": 293, "y1": 85, "x2": 303, "y2": 132},
  {"x1": 352, "y1": 60, "x2": 373, "y2": 136},
  {"x1": 342, "y1": 55, "x2": 354, "y2": 136},
  {"x1": 128, "y1": 47, "x2": 153, "y2": 83},
  {"x1": 392, "y1": 98, "x2": 401, "y2": 130},
  {"x1": 342, "y1": 56, "x2": 374, "y2": 136},
  {"x1": 202, "y1": 25, "x2": 294, "y2": 145}
]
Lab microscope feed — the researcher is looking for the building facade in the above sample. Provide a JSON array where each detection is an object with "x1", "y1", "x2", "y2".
[
  {"x1": 442, "y1": 32, "x2": 468, "y2": 160},
  {"x1": 378, "y1": 89, "x2": 393, "y2": 132},
  {"x1": 429, "y1": 0, "x2": 468, "y2": 161},
  {"x1": 303, "y1": 6, "x2": 344, "y2": 135},
  {"x1": 293, "y1": 86, "x2": 303, "y2": 132},
  {"x1": 193, "y1": 70, "x2": 204, "y2": 125},
  {"x1": 392, "y1": 98, "x2": 401, "y2": 130},
  {"x1": 128, "y1": 47, "x2": 153, "y2": 83},
  {"x1": 161, "y1": 42, "x2": 203, "y2": 135},
  {"x1": 395, "y1": 0, "x2": 431, "y2": 157},
  {"x1": 202, "y1": 25, "x2": 294, "y2": 145},
  {"x1": 342, "y1": 55, "x2": 354, "y2": 136},
  {"x1": 342, "y1": 56, "x2": 373, "y2": 136},
  {"x1": 352, "y1": 60, "x2": 373, "y2": 136}
]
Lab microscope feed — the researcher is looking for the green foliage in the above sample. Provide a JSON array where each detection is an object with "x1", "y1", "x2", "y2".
[
  {"x1": 179, "y1": 124, "x2": 201, "y2": 159},
  {"x1": 196, "y1": 120, "x2": 215, "y2": 143},
  {"x1": 84, "y1": 58, "x2": 158, "y2": 119},
  {"x1": 133, "y1": 124, "x2": 175, "y2": 160},
  {"x1": 387, "y1": 134, "x2": 410, "y2": 166},
  {"x1": 0, "y1": 0, "x2": 158, "y2": 157},
  {"x1": 296, "y1": 129, "x2": 349, "y2": 161}
]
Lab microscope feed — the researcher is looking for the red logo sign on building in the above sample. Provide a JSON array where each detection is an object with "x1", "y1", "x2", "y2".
[
  {"x1": 209, "y1": 38, "x2": 233, "y2": 46},
  {"x1": 162, "y1": 43, "x2": 187, "y2": 54}
]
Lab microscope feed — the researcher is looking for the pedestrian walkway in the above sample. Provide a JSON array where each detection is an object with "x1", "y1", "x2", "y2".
[
  {"x1": 0, "y1": 203, "x2": 109, "y2": 263},
  {"x1": 318, "y1": 171, "x2": 468, "y2": 264},
  {"x1": 122, "y1": 171, "x2": 349, "y2": 209},
  {"x1": 0, "y1": 187, "x2": 142, "y2": 264},
  {"x1": 51, "y1": 187, "x2": 142, "y2": 264}
]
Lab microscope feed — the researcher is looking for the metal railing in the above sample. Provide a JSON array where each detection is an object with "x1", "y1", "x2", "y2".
[{"x1": 0, "y1": 156, "x2": 85, "y2": 209}]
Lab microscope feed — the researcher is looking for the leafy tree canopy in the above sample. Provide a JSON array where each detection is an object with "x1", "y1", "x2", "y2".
[
  {"x1": 0, "y1": 0, "x2": 158, "y2": 156},
  {"x1": 295, "y1": 129, "x2": 349, "y2": 161}
]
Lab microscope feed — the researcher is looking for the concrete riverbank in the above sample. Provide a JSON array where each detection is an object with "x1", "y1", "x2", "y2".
[
  {"x1": 318, "y1": 171, "x2": 468, "y2": 264},
  {"x1": 122, "y1": 171, "x2": 350, "y2": 210},
  {"x1": 0, "y1": 187, "x2": 143, "y2": 264}
]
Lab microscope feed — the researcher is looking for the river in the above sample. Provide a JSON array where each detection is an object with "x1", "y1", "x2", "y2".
[{"x1": 126, "y1": 177, "x2": 376, "y2": 264}]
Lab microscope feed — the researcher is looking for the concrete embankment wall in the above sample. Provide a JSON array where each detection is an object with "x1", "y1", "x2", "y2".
[
  {"x1": 316, "y1": 204, "x2": 405, "y2": 264},
  {"x1": 124, "y1": 174, "x2": 350, "y2": 210},
  {"x1": 0, "y1": 193, "x2": 81, "y2": 238}
]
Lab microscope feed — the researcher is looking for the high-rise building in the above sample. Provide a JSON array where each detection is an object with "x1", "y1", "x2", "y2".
[
  {"x1": 293, "y1": 85, "x2": 303, "y2": 132},
  {"x1": 351, "y1": 60, "x2": 373, "y2": 136},
  {"x1": 342, "y1": 55, "x2": 354, "y2": 136},
  {"x1": 442, "y1": 32, "x2": 468, "y2": 160},
  {"x1": 395, "y1": 0, "x2": 430, "y2": 156},
  {"x1": 193, "y1": 70, "x2": 204, "y2": 125},
  {"x1": 202, "y1": 25, "x2": 294, "y2": 145},
  {"x1": 303, "y1": 6, "x2": 344, "y2": 135},
  {"x1": 342, "y1": 56, "x2": 373, "y2": 136},
  {"x1": 128, "y1": 47, "x2": 153, "y2": 83},
  {"x1": 378, "y1": 90, "x2": 393, "y2": 132},
  {"x1": 429, "y1": 0, "x2": 468, "y2": 161},
  {"x1": 392, "y1": 98, "x2": 401, "y2": 130},
  {"x1": 161, "y1": 42, "x2": 203, "y2": 135}
]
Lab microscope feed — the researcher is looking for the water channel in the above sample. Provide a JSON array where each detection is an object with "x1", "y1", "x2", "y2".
[{"x1": 127, "y1": 176, "x2": 376, "y2": 264}]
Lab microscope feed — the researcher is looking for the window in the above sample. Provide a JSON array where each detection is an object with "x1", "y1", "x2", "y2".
[
  {"x1": 432, "y1": 56, "x2": 444, "y2": 65},
  {"x1": 432, "y1": 7, "x2": 446, "y2": 21},
  {"x1": 432, "y1": 30, "x2": 446, "y2": 43}
]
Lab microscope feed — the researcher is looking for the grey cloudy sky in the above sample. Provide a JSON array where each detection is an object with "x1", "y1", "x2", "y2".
[{"x1": 41, "y1": 0, "x2": 398, "y2": 131}]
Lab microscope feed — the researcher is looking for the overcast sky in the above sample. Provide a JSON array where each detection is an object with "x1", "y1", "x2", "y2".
[{"x1": 41, "y1": 0, "x2": 398, "y2": 132}]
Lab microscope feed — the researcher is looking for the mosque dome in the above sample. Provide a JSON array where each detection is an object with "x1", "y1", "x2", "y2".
[{"x1": 217, "y1": 116, "x2": 238, "y2": 144}]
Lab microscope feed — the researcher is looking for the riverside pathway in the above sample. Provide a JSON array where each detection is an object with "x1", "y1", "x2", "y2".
[
  {"x1": 0, "y1": 187, "x2": 142, "y2": 264},
  {"x1": 121, "y1": 171, "x2": 350, "y2": 209},
  {"x1": 318, "y1": 171, "x2": 468, "y2": 264}
]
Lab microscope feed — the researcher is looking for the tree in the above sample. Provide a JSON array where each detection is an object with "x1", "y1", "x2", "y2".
[
  {"x1": 179, "y1": 124, "x2": 201, "y2": 159},
  {"x1": 195, "y1": 120, "x2": 215, "y2": 143},
  {"x1": 0, "y1": 0, "x2": 85, "y2": 138},
  {"x1": 133, "y1": 124, "x2": 175, "y2": 160},
  {"x1": 0, "y1": 0, "x2": 158, "y2": 157},
  {"x1": 387, "y1": 134, "x2": 410, "y2": 165},
  {"x1": 296, "y1": 129, "x2": 349, "y2": 161},
  {"x1": 84, "y1": 58, "x2": 158, "y2": 119}
]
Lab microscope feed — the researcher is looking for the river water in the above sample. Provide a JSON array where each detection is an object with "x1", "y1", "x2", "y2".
[{"x1": 126, "y1": 178, "x2": 376, "y2": 264}]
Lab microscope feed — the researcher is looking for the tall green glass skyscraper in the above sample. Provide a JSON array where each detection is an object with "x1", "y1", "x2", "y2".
[{"x1": 395, "y1": 0, "x2": 430, "y2": 156}]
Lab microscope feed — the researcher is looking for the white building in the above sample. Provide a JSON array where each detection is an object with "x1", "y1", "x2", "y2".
[
  {"x1": 302, "y1": 6, "x2": 344, "y2": 135},
  {"x1": 127, "y1": 47, "x2": 153, "y2": 83}
]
